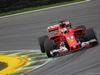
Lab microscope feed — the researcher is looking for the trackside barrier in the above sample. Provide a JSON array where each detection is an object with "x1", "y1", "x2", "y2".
[
  {"x1": 0, "y1": 0, "x2": 72, "y2": 13},
  {"x1": 0, "y1": 54, "x2": 28, "y2": 75}
]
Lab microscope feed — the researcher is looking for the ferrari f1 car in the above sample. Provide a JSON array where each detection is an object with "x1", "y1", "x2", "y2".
[{"x1": 38, "y1": 21, "x2": 98, "y2": 57}]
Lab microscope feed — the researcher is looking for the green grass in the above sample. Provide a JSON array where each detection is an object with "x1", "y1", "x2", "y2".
[
  {"x1": 0, "y1": 62, "x2": 8, "y2": 71},
  {"x1": 0, "y1": 0, "x2": 84, "y2": 17}
]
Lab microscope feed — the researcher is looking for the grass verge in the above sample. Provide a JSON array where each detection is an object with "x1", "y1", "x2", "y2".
[
  {"x1": 0, "y1": 0, "x2": 84, "y2": 17},
  {"x1": 0, "y1": 62, "x2": 8, "y2": 71}
]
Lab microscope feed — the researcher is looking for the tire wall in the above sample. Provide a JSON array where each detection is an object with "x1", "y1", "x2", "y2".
[{"x1": 0, "y1": 0, "x2": 72, "y2": 13}]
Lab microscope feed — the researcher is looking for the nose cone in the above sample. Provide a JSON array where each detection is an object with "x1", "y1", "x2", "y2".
[
  {"x1": 65, "y1": 33, "x2": 79, "y2": 50},
  {"x1": 73, "y1": 45, "x2": 76, "y2": 49}
]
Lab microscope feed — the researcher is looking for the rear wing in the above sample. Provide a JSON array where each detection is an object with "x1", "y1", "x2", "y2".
[
  {"x1": 63, "y1": 21, "x2": 71, "y2": 27},
  {"x1": 48, "y1": 21, "x2": 71, "y2": 32},
  {"x1": 48, "y1": 25, "x2": 59, "y2": 32}
]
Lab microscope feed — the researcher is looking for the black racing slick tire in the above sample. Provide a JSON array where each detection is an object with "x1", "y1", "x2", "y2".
[
  {"x1": 77, "y1": 25, "x2": 86, "y2": 29},
  {"x1": 85, "y1": 28, "x2": 98, "y2": 45},
  {"x1": 44, "y1": 40, "x2": 54, "y2": 58},
  {"x1": 85, "y1": 28, "x2": 97, "y2": 40},
  {"x1": 38, "y1": 35, "x2": 48, "y2": 53}
]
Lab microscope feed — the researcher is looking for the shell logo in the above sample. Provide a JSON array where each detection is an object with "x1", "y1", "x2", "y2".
[{"x1": 70, "y1": 39, "x2": 74, "y2": 42}]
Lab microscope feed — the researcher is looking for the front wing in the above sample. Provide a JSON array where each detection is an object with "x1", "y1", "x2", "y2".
[{"x1": 50, "y1": 39, "x2": 98, "y2": 56}]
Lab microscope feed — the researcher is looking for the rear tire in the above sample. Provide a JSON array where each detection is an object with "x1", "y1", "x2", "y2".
[
  {"x1": 44, "y1": 40, "x2": 55, "y2": 58},
  {"x1": 38, "y1": 35, "x2": 48, "y2": 53}
]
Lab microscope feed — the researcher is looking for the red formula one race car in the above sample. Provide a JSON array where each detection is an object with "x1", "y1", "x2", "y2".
[{"x1": 38, "y1": 21, "x2": 98, "y2": 57}]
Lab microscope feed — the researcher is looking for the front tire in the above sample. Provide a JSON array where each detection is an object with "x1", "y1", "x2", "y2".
[
  {"x1": 85, "y1": 28, "x2": 98, "y2": 45},
  {"x1": 44, "y1": 40, "x2": 55, "y2": 58},
  {"x1": 38, "y1": 35, "x2": 48, "y2": 53},
  {"x1": 85, "y1": 28, "x2": 97, "y2": 40}
]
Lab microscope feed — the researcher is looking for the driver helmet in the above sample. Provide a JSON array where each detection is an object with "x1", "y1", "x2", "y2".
[
  {"x1": 60, "y1": 23, "x2": 67, "y2": 34},
  {"x1": 60, "y1": 23, "x2": 66, "y2": 28},
  {"x1": 61, "y1": 28, "x2": 67, "y2": 34}
]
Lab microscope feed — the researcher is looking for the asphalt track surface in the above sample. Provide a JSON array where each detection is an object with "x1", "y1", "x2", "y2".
[{"x1": 0, "y1": 0, "x2": 100, "y2": 75}]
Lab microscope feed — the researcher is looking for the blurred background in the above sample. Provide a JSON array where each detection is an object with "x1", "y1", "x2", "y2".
[{"x1": 0, "y1": 0, "x2": 72, "y2": 13}]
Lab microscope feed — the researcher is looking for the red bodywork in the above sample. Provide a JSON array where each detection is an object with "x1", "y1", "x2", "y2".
[{"x1": 47, "y1": 22, "x2": 86, "y2": 51}]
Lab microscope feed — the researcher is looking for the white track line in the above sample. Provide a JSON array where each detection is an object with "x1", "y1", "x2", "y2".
[
  {"x1": 21, "y1": 58, "x2": 52, "y2": 75},
  {"x1": 0, "y1": 0, "x2": 91, "y2": 19},
  {"x1": 9, "y1": 52, "x2": 25, "y2": 55},
  {"x1": 27, "y1": 59, "x2": 49, "y2": 64},
  {"x1": 0, "y1": 49, "x2": 40, "y2": 53},
  {"x1": 28, "y1": 55, "x2": 47, "y2": 59},
  {"x1": 16, "y1": 66, "x2": 39, "y2": 71},
  {"x1": 20, "y1": 53, "x2": 40, "y2": 57},
  {"x1": 16, "y1": 58, "x2": 52, "y2": 71}
]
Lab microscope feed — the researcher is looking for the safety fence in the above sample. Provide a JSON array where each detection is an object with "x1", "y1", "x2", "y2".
[{"x1": 0, "y1": 0, "x2": 72, "y2": 13}]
